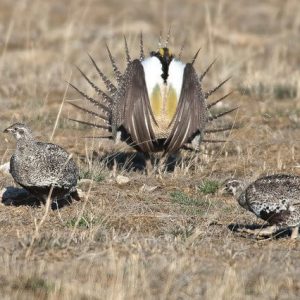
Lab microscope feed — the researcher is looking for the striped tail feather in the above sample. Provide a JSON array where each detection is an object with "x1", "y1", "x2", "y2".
[
  {"x1": 178, "y1": 37, "x2": 186, "y2": 60},
  {"x1": 67, "y1": 118, "x2": 111, "y2": 131},
  {"x1": 105, "y1": 44, "x2": 123, "y2": 84},
  {"x1": 139, "y1": 32, "x2": 145, "y2": 60},
  {"x1": 68, "y1": 82, "x2": 111, "y2": 115},
  {"x1": 123, "y1": 36, "x2": 131, "y2": 63},
  {"x1": 88, "y1": 53, "x2": 118, "y2": 95},
  {"x1": 83, "y1": 135, "x2": 113, "y2": 139},
  {"x1": 68, "y1": 102, "x2": 109, "y2": 122},
  {"x1": 75, "y1": 66, "x2": 114, "y2": 106}
]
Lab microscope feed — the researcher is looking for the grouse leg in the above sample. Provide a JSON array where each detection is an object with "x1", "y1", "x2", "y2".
[
  {"x1": 156, "y1": 155, "x2": 167, "y2": 176},
  {"x1": 290, "y1": 226, "x2": 299, "y2": 239},
  {"x1": 144, "y1": 153, "x2": 153, "y2": 176}
]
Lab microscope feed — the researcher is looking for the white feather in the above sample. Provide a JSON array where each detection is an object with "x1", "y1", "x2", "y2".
[
  {"x1": 142, "y1": 57, "x2": 163, "y2": 95},
  {"x1": 168, "y1": 59, "x2": 186, "y2": 99}
]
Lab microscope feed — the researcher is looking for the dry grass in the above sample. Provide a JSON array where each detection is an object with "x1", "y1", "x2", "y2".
[{"x1": 1, "y1": 0, "x2": 300, "y2": 299}]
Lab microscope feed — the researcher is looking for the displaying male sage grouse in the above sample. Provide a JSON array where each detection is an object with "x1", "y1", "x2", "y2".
[
  {"x1": 4, "y1": 123, "x2": 80, "y2": 205},
  {"x1": 69, "y1": 34, "x2": 237, "y2": 167},
  {"x1": 224, "y1": 174, "x2": 300, "y2": 239}
]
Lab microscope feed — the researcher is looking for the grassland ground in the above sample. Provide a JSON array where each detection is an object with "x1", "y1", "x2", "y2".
[{"x1": 1, "y1": 0, "x2": 300, "y2": 299}]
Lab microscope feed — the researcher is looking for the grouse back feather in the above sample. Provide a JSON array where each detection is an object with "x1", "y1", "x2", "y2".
[{"x1": 225, "y1": 174, "x2": 300, "y2": 228}]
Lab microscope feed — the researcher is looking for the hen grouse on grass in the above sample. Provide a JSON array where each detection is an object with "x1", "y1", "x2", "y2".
[
  {"x1": 4, "y1": 123, "x2": 80, "y2": 205},
  {"x1": 224, "y1": 174, "x2": 300, "y2": 239}
]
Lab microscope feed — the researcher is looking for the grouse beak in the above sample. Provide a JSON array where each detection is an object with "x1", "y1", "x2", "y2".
[
  {"x1": 3, "y1": 127, "x2": 12, "y2": 133},
  {"x1": 220, "y1": 184, "x2": 231, "y2": 196}
]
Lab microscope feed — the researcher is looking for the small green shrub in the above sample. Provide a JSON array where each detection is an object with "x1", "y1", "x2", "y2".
[
  {"x1": 198, "y1": 180, "x2": 219, "y2": 195},
  {"x1": 170, "y1": 191, "x2": 201, "y2": 206},
  {"x1": 79, "y1": 169, "x2": 105, "y2": 182},
  {"x1": 66, "y1": 215, "x2": 101, "y2": 229},
  {"x1": 23, "y1": 277, "x2": 54, "y2": 294}
]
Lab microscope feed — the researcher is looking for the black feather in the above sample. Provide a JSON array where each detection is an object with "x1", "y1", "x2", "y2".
[
  {"x1": 202, "y1": 139, "x2": 227, "y2": 143},
  {"x1": 199, "y1": 58, "x2": 217, "y2": 81},
  {"x1": 205, "y1": 77, "x2": 231, "y2": 98},
  {"x1": 208, "y1": 107, "x2": 239, "y2": 122},
  {"x1": 207, "y1": 91, "x2": 233, "y2": 109},
  {"x1": 191, "y1": 48, "x2": 201, "y2": 65},
  {"x1": 68, "y1": 118, "x2": 111, "y2": 130},
  {"x1": 68, "y1": 102, "x2": 109, "y2": 122},
  {"x1": 205, "y1": 124, "x2": 238, "y2": 133}
]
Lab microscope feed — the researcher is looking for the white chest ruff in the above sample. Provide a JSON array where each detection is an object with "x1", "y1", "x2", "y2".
[{"x1": 142, "y1": 57, "x2": 186, "y2": 135}]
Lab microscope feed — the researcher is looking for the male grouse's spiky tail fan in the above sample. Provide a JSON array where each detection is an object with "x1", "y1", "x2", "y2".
[{"x1": 69, "y1": 34, "x2": 237, "y2": 160}]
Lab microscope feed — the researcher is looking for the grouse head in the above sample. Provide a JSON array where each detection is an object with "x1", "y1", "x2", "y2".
[
  {"x1": 3, "y1": 123, "x2": 34, "y2": 141},
  {"x1": 150, "y1": 47, "x2": 174, "y2": 83},
  {"x1": 223, "y1": 179, "x2": 245, "y2": 197}
]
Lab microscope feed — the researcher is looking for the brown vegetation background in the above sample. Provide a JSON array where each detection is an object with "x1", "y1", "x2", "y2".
[{"x1": 0, "y1": 0, "x2": 300, "y2": 299}]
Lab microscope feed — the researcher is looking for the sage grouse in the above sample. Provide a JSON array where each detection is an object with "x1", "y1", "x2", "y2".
[
  {"x1": 224, "y1": 174, "x2": 300, "y2": 239},
  {"x1": 4, "y1": 123, "x2": 80, "y2": 204},
  {"x1": 69, "y1": 34, "x2": 237, "y2": 164}
]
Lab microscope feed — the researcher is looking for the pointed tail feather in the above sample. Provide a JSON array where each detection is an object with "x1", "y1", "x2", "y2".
[
  {"x1": 140, "y1": 32, "x2": 145, "y2": 60},
  {"x1": 202, "y1": 139, "x2": 228, "y2": 143},
  {"x1": 68, "y1": 102, "x2": 109, "y2": 122},
  {"x1": 88, "y1": 54, "x2": 117, "y2": 95},
  {"x1": 205, "y1": 77, "x2": 231, "y2": 98},
  {"x1": 205, "y1": 124, "x2": 239, "y2": 133},
  {"x1": 178, "y1": 37, "x2": 187, "y2": 60},
  {"x1": 75, "y1": 66, "x2": 113, "y2": 105},
  {"x1": 68, "y1": 118, "x2": 111, "y2": 131},
  {"x1": 165, "y1": 26, "x2": 171, "y2": 47},
  {"x1": 83, "y1": 135, "x2": 113, "y2": 139},
  {"x1": 208, "y1": 107, "x2": 239, "y2": 122},
  {"x1": 68, "y1": 82, "x2": 111, "y2": 115},
  {"x1": 123, "y1": 36, "x2": 131, "y2": 63},
  {"x1": 199, "y1": 58, "x2": 217, "y2": 81},
  {"x1": 105, "y1": 44, "x2": 123, "y2": 83},
  {"x1": 207, "y1": 91, "x2": 233, "y2": 109},
  {"x1": 158, "y1": 31, "x2": 162, "y2": 48},
  {"x1": 191, "y1": 48, "x2": 201, "y2": 65}
]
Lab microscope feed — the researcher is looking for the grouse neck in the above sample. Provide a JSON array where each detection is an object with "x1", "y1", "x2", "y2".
[
  {"x1": 236, "y1": 182, "x2": 249, "y2": 209},
  {"x1": 16, "y1": 137, "x2": 36, "y2": 152}
]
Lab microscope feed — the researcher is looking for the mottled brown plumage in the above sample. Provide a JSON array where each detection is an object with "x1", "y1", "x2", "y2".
[
  {"x1": 224, "y1": 174, "x2": 300, "y2": 239},
  {"x1": 4, "y1": 123, "x2": 79, "y2": 204}
]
